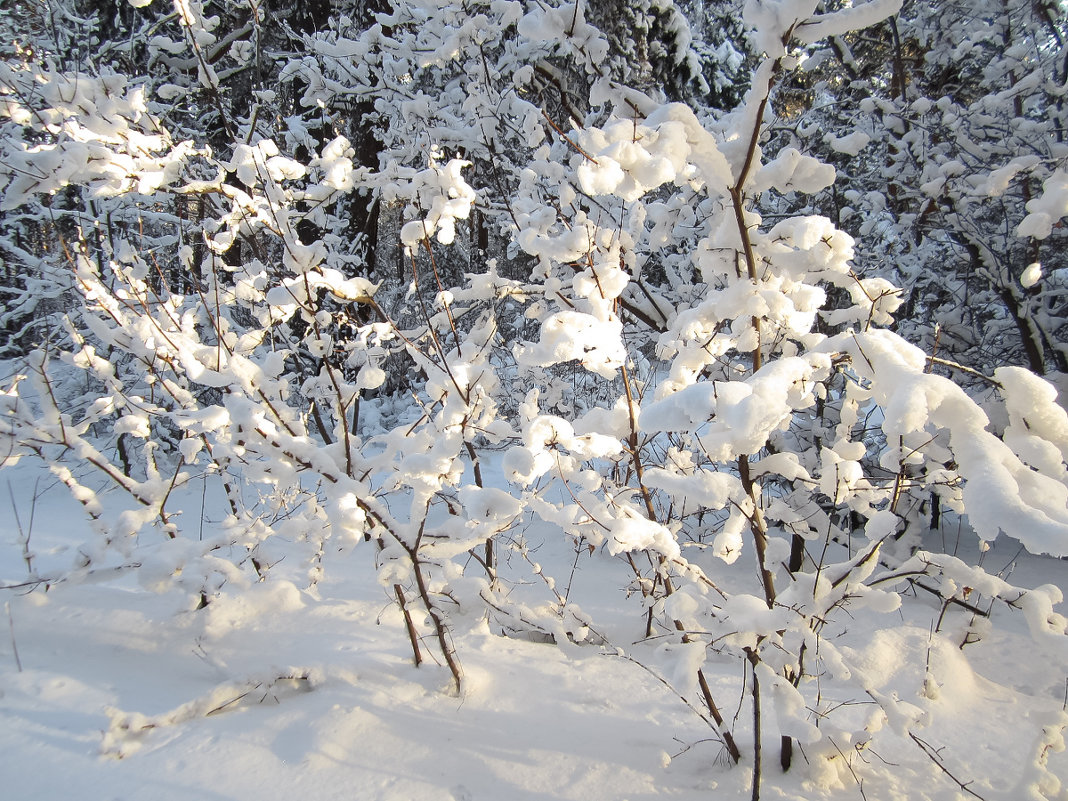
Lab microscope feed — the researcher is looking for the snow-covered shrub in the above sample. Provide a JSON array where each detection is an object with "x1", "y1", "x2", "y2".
[
  {"x1": 1, "y1": 1, "x2": 1068, "y2": 798},
  {"x1": 454, "y1": 0, "x2": 1068, "y2": 792}
]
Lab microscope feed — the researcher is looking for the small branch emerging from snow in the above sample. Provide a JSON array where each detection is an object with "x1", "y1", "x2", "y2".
[
  {"x1": 924, "y1": 357, "x2": 1002, "y2": 388},
  {"x1": 605, "y1": 650, "x2": 739, "y2": 762},
  {"x1": 6, "y1": 601, "x2": 22, "y2": 672},
  {"x1": 908, "y1": 732, "x2": 987, "y2": 800}
]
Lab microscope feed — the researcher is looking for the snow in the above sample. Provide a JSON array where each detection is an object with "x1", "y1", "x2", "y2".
[
  {"x1": 828, "y1": 330, "x2": 1068, "y2": 556},
  {"x1": 517, "y1": 2, "x2": 609, "y2": 67},
  {"x1": 996, "y1": 365, "x2": 1068, "y2": 476},
  {"x1": 397, "y1": 159, "x2": 477, "y2": 248},
  {"x1": 794, "y1": 0, "x2": 905, "y2": 44},
  {"x1": 605, "y1": 509, "x2": 680, "y2": 560},
  {"x1": 573, "y1": 105, "x2": 733, "y2": 201},
  {"x1": 640, "y1": 357, "x2": 818, "y2": 459},
  {"x1": 3, "y1": 457, "x2": 1067, "y2": 801},
  {"x1": 4, "y1": 2, "x2": 1068, "y2": 799},
  {"x1": 514, "y1": 311, "x2": 626, "y2": 379},
  {"x1": 824, "y1": 131, "x2": 871, "y2": 156},
  {"x1": 1022, "y1": 262, "x2": 1044, "y2": 288},
  {"x1": 751, "y1": 147, "x2": 836, "y2": 194},
  {"x1": 1019, "y1": 170, "x2": 1068, "y2": 239}
]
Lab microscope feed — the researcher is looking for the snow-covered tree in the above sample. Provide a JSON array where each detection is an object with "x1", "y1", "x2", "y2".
[{"x1": 784, "y1": 0, "x2": 1068, "y2": 381}]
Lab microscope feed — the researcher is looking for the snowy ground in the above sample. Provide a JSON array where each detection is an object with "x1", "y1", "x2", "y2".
[{"x1": 2, "y1": 456, "x2": 1067, "y2": 801}]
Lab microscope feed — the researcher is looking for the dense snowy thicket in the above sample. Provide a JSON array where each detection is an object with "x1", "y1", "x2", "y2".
[{"x1": 2, "y1": 1, "x2": 1068, "y2": 799}]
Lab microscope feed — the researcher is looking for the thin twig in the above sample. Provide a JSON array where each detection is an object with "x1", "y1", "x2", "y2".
[
  {"x1": 908, "y1": 732, "x2": 986, "y2": 800},
  {"x1": 605, "y1": 650, "x2": 740, "y2": 761},
  {"x1": 6, "y1": 601, "x2": 22, "y2": 672},
  {"x1": 925, "y1": 356, "x2": 1002, "y2": 387},
  {"x1": 541, "y1": 108, "x2": 599, "y2": 163}
]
